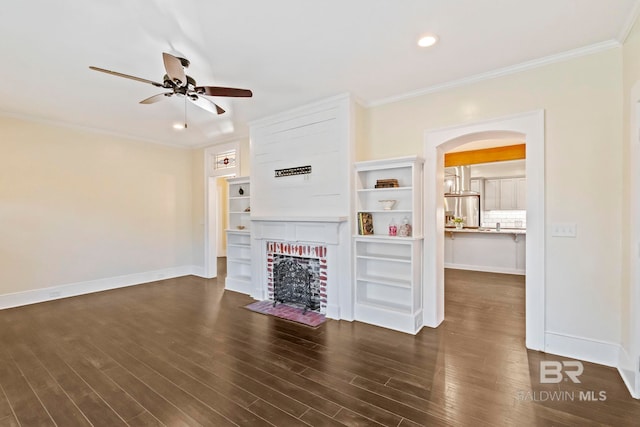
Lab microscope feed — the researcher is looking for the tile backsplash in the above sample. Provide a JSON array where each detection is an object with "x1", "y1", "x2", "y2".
[{"x1": 482, "y1": 210, "x2": 526, "y2": 229}]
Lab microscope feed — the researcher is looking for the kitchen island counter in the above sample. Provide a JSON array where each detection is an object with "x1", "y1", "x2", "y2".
[
  {"x1": 445, "y1": 228, "x2": 526, "y2": 275},
  {"x1": 445, "y1": 227, "x2": 526, "y2": 235}
]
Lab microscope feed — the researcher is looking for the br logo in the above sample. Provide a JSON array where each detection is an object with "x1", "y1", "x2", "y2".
[{"x1": 540, "y1": 361, "x2": 584, "y2": 383}]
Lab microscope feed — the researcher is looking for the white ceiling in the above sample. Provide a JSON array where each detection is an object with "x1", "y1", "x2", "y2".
[{"x1": 0, "y1": 1, "x2": 638, "y2": 147}]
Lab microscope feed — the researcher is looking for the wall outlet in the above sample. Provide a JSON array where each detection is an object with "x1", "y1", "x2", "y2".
[{"x1": 551, "y1": 223, "x2": 577, "y2": 237}]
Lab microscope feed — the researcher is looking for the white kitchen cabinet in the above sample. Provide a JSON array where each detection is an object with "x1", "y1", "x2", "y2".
[
  {"x1": 483, "y1": 179, "x2": 500, "y2": 210},
  {"x1": 353, "y1": 156, "x2": 424, "y2": 334},
  {"x1": 499, "y1": 179, "x2": 517, "y2": 210},
  {"x1": 481, "y1": 177, "x2": 526, "y2": 211},
  {"x1": 225, "y1": 176, "x2": 252, "y2": 294}
]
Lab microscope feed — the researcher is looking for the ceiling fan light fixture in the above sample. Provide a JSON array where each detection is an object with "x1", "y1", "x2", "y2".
[{"x1": 417, "y1": 34, "x2": 439, "y2": 48}]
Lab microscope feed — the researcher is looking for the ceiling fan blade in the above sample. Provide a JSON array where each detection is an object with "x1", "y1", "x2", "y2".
[
  {"x1": 140, "y1": 93, "x2": 172, "y2": 104},
  {"x1": 162, "y1": 52, "x2": 187, "y2": 86},
  {"x1": 195, "y1": 86, "x2": 253, "y2": 97},
  {"x1": 189, "y1": 95, "x2": 225, "y2": 115},
  {"x1": 89, "y1": 66, "x2": 164, "y2": 87}
]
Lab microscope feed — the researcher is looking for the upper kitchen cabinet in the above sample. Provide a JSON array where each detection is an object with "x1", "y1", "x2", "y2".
[
  {"x1": 484, "y1": 177, "x2": 526, "y2": 210},
  {"x1": 484, "y1": 179, "x2": 500, "y2": 210},
  {"x1": 468, "y1": 159, "x2": 526, "y2": 211},
  {"x1": 500, "y1": 178, "x2": 517, "y2": 209}
]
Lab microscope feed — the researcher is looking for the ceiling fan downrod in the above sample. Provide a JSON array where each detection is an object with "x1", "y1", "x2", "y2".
[{"x1": 184, "y1": 94, "x2": 188, "y2": 129}]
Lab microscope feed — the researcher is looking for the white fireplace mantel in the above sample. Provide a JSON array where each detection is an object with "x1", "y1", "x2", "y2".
[
  {"x1": 251, "y1": 217, "x2": 348, "y2": 245},
  {"x1": 251, "y1": 216, "x2": 348, "y2": 222}
]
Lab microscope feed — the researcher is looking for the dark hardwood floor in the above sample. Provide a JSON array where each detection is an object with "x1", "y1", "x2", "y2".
[{"x1": 1, "y1": 264, "x2": 639, "y2": 426}]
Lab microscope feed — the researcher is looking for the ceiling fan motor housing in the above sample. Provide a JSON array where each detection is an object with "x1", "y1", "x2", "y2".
[{"x1": 163, "y1": 74, "x2": 196, "y2": 89}]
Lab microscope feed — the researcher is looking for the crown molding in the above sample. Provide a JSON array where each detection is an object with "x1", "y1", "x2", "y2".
[
  {"x1": 0, "y1": 109, "x2": 200, "y2": 149},
  {"x1": 366, "y1": 40, "x2": 621, "y2": 108},
  {"x1": 0, "y1": 109, "x2": 248, "y2": 150},
  {"x1": 193, "y1": 132, "x2": 250, "y2": 149},
  {"x1": 618, "y1": 0, "x2": 640, "y2": 43}
]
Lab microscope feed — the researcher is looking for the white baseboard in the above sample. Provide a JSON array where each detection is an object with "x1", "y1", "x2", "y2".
[
  {"x1": 618, "y1": 346, "x2": 640, "y2": 399},
  {"x1": 326, "y1": 303, "x2": 341, "y2": 320},
  {"x1": 444, "y1": 263, "x2": 525, "y2": 275},
  {"x1": 543, "y1": 332, "x2": 639, "y2": 399},
  {"x1": 544, "y1": 331, "x2": 619, "y2": 367},
  {"x1": 224, "y1": 277, "x2": 253, "y2": 295},
  {"x1": 0, "y1": 265, "x2": 201, "y2": 310},
  {"x1": 190, "y1": 265, "x2": 207, "y2": 278}
]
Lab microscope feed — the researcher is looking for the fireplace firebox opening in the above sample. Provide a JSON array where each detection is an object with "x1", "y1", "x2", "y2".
[
  {"x1": 273, "y1": 256, "x2": 320, "y2": 313},
  {"x1": 266, "y1": 242, "x2": 328, "y2": 315}
]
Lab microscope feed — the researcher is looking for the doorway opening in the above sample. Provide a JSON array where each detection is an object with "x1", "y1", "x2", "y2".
[
  {"x1": 204, "y1": 142, "x2": 240, "y2": 279},
  {"x1": 423, "y1": 111, "x2": 545, "y2": 351}
]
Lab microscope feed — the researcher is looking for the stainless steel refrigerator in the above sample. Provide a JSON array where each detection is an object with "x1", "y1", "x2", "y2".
[{"x1": 444, "y1": 194, "x2": 481, "y2": 228}]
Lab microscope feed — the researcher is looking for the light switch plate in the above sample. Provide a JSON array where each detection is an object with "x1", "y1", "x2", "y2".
[{"x1": 551, "y1": 223, "x2": 577, "y2": 237}]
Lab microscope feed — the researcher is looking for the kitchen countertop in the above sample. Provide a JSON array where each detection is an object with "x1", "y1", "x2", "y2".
[{"x1": 445, "y1": 227, "x2": 526, "y2": 235}]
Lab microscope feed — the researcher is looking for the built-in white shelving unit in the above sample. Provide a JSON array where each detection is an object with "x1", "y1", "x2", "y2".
[
  {"x1": 225, "y1": 176, "x2": 252, "y2": 294},
  {"x1": 353, "y1": 156, "x2": 424, "y2": 334}
]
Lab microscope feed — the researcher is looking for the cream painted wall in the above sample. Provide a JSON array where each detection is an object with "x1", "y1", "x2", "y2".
[
  {"x1": 622, "y1": 15, "x2": 640, "y2": 358},
  {"x1": 364, "y1": 49, "x2": 623, "y2": 344},
  {"x1": 191, "y1": 148, "x2": 205, "y2": 267},
  {"x1": 0, "y1": 115, "x2": 194, "y2": 295}
]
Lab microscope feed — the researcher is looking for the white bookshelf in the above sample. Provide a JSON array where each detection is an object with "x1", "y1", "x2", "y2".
[
  {"x1": 227, "y1": 176, "x2": 251, "y2": 231},
  {"x1": 225, "y1": 176, "x2": 252, "y2": 294},
  {"x1": 353, "y1": 156, "x2": 424, "y2": 334}
]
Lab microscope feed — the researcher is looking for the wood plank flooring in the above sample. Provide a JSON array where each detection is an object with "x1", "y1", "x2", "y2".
[{"x1": 1, "y1": 265, "x2": 639, "y2": 426}]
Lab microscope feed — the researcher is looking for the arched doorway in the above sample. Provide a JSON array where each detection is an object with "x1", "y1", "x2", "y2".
[{"x1": 423, "y1": 111, "x2": 545, "y2": 351}]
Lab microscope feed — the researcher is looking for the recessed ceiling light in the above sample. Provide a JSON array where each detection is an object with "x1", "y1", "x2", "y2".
[
  {"x1": 418, "y1": 34, "x2": 438, "y2": 48},
  {"x1": 173, "y1": 123, "x2": 186, "y2": 130}
]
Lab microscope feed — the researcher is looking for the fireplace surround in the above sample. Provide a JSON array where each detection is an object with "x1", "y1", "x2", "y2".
[{"x1": 250, "y1": 216, "x2": 352, "y2": 321}]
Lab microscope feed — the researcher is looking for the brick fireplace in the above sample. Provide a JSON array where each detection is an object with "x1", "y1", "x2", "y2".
[
  {"x1": 250, "y1": 217, "x2": 352, "y2": 321},
  {"x1": 267, "y1": 242, "x2": 327, "y2": 313}
]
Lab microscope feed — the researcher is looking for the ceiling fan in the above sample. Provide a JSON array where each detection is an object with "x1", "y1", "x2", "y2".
[{"x1": 89, "y1": 52, "x2": 252, "y2": 117}]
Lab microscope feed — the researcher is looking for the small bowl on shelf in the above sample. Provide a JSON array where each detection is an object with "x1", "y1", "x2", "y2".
[
  {"x1": 236, "y1": 225, "x2": 246, "y2": 230},
  {"x1": 379, "y1": 199, "x2": 397, "y2": 210}
]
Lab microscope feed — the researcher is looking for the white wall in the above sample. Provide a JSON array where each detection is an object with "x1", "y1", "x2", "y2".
[
  {"x1": 363, "y1": 48, "x2": 623, "y2": 349},
  {"x1": 621, "y1": 13, "x2": 640, "y2": 396},
  {"x1": 0, "y1": 115, "x2": 194, "y2": 298},
  {"x1": 250, "y1": 95, "x2": 352, "y2": 218}
]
